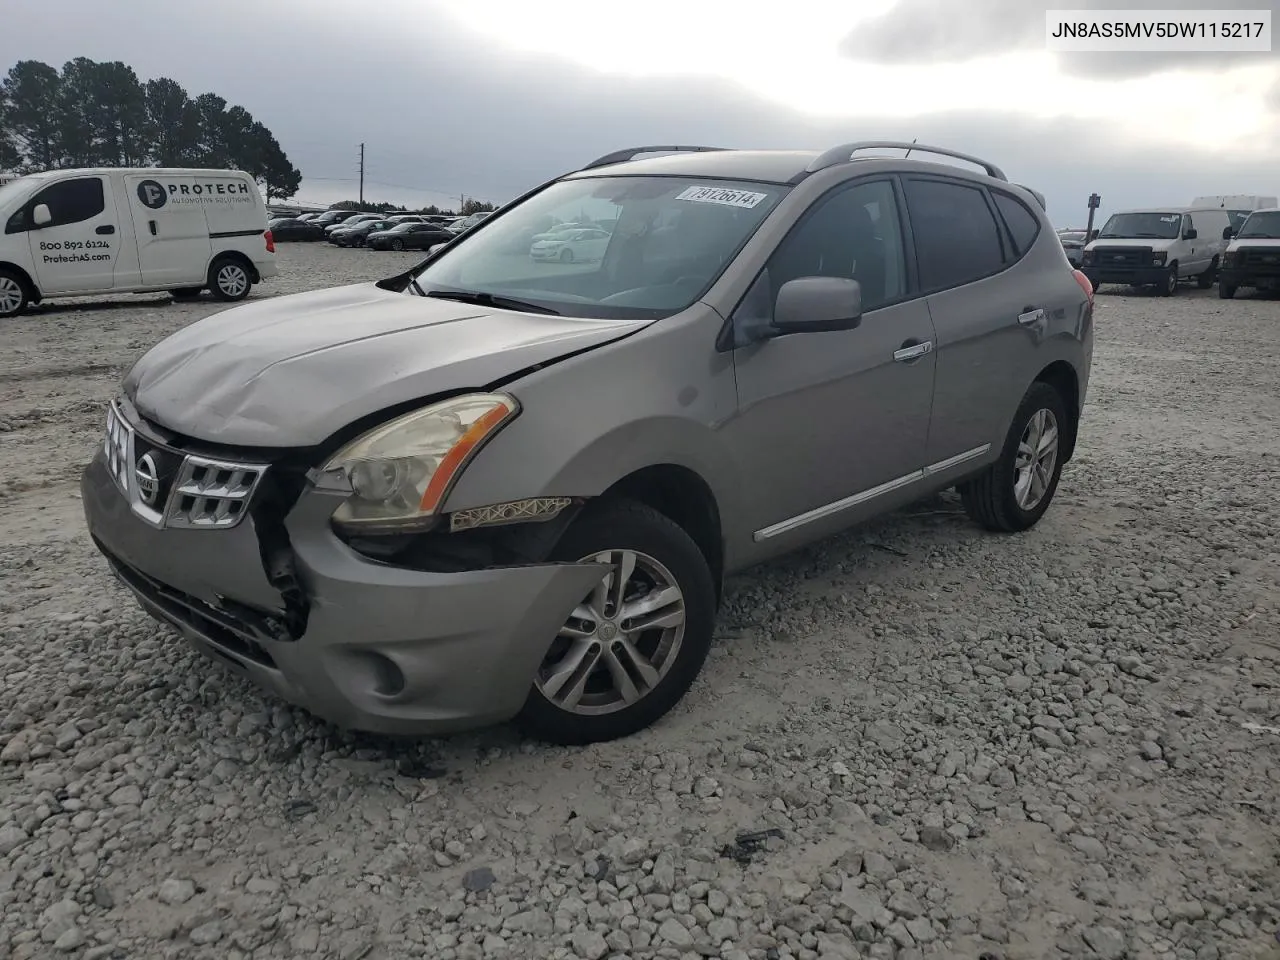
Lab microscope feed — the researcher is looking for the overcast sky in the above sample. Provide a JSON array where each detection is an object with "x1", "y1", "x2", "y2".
[{"x1": 3, "y1": 0, "x2": 1277, "y2": 225}]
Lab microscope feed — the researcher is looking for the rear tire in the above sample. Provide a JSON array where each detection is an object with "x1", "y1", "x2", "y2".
[
  {"x1": 209, "y1": 257, "x2": 252, "y2": 302},
  {"x1": 169, "y1": 288, "x2": 202, "y2": 300},
  {"x1": 959, "y1": 381, "x2": 1069, "y2": 534},
  {"x1": 0, "y1": 269, "x2": 31, "y2": 318},
  {"x1": 1218, "y1": 282, "x2": 1237, "y2": 299},
  {"x1": 516, "y1": 498, "x2": 716, "y2": 745}
]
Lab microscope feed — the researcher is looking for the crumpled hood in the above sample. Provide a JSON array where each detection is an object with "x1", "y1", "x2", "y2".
[{"x1": 124, "y1": 282, "x2": 651, "y2": 447}]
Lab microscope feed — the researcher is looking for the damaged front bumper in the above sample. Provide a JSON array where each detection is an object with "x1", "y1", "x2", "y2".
[{"x1": 80, "y1": 405, "x2": 607, "y2": 736}]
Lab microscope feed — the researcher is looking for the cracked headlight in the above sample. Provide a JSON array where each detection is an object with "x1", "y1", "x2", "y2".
[{"x1": 321, "y1": 393, "x2": 518, "y2": 532}]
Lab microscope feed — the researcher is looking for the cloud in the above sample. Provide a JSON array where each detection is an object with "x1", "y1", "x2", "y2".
[
  {"x1": 1, "y1": 0, "x2": 1276, "y2": 219},
  {"x1": 839, "y1": 0, "x2": 1280, "y2": 78}
]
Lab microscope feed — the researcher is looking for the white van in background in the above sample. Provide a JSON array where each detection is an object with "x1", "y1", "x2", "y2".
[
  {"x1": 1218, "y1": 207, "x2": 1280, "y2": 299},
  {"x1": 1191, "y1": 195, "x2": 1278, "y2": 234},
  {"x1": 0, "y1": 167, "x2": 277, "y2": 318},
  {"x1": 1081, "y1": 205, "x2": 1235, "y2": 296}
]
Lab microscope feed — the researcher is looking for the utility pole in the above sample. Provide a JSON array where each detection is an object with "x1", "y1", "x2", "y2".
[{"x1": 358, "y1": 143, "x2": 365, "y2": 206}]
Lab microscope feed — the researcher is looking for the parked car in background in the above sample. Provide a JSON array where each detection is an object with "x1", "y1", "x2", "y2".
[
  {"x1": 331, "y1": 218, "x2": 398, "y2": 247},
  {"x1": 0, "y1": 165, "x2": 277, "y2": 317},
  {"x1": 268, "y1": 217, "x2": 327, "y2": 243},
  {"x1": 1081, "y1": 206, "x2": 1233, "y2": 295},
  {"x1": 530, "y1": 226, "x2": 612, "y2": 263},
  {"x1": 325, "y1": 213, "x2": 383, "y2": 236},
  {"x1": 367, "y1": 220, "x2": 454, "y2": 250},
  {"x1": 1218, "y1": 207, "x2": 1280, "y2": 299},
  {"x1": 1057, "y1": 228, "x2": 1089, "y2": 268},
  {"x1": 447, "y1": 211, "x2": 493, "y2": 235},
  {"x1": 80, "y1": 140, "x2": 1092, "y2": 745},
  {"x1": 311, "y1": 209, "x2": 372, "y2": 230}
]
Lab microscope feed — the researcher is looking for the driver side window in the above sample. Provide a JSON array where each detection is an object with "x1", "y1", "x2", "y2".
[
  {"x1": 1182, "y1": 214, "x2": 1195, "y2": 236},
  {"x1": 732, "y1": 179, "x2": 907, "y2": 338}
]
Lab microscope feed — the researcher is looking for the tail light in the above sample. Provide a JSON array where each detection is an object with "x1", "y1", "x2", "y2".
[
  {"x1": 1072, "y1": 268, "x2": 1094, "y2": 303},
  {"x1": 264, "y1": 230, "x2": 275, "y2": 253}
]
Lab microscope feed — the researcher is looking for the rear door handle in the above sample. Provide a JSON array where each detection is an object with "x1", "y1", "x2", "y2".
[
  {"x1": 95, "y1": 225, "x2": 115, "y2": 235},
  {"x1": 893, "y1": 340, "x2": 933, "y2": 362},
  {"x1": 1018, "y1": 307, "x2": 1046, "y2": 325},
  {"x1": 149, "y1": 220, "x2": 157, "y2": 236}
]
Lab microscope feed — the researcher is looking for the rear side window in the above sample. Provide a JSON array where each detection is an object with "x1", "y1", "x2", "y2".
[
  {"x1": 904, "y1": 178, "x2": 1006, "y2": 291},
  {"x1": 5, "y1": 177, "x2": 106, "y2": 233},
  {"x1": 991, "y1": 190, "x2": 1042, "y2": 257}
]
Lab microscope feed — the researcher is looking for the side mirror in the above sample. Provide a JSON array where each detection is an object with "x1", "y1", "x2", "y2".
[
  {"x1": 32, "y1": 203, "x2": 52, "y2": 227},
  {"x1": 1223, "y1": 226, "x2": 1234, "y2": 240},
  {"x1": 771, "y1": 277, "x2": 862, "y2": 335},
  {"x1": 1183, "y1": 228, "x2": 1197, "y2": 240}
]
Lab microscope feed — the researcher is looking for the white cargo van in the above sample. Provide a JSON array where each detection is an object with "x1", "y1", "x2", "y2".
[
  {"x1": 1081, "y1": 205, "x2": 1234, "y2": 296},
  {"x1": 1218, "y1": 207, "x2": 1280, "y2": 299},
  {"x1": 0, "y1": 167, "x2": 278, "y2": 318}
]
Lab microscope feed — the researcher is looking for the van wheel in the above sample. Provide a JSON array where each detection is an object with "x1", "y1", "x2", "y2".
[
  {"x1": 1157, "y1": 263, "x2": 1178, "y2": 296},
  {"x1": 0, "y1": 269, "x2": 29, "y2": 318},
  {"x1": 517, "y1": 498, "x2": 716, "y2": 746},
  {"x1": 1196, "y1": 259, "x2": 1217, "y2": 289},
  {"x1": 1219, "y1": 282, "x2": 1237, "y2": 299},
  {"x1": 959, "y1": 381, "x2": 1069, "y2": 534},
  {"x1": 209, "y1": 257, "x2": 252, "y2": 301},
  {"x1": 169, "y1": 288, "x2": 202, "y2": 300}
]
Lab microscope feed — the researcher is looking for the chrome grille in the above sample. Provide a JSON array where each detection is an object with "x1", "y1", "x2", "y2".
[
  {"x1": 99, "y1": 400, "x2": 267, "y2": 531},
  {"x1": 168, "y1": 456, "x2": 260, "y2": 529}
]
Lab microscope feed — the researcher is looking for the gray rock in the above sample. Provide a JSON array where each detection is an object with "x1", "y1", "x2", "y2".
[
  {"x1": 657, "y1": 917, "x2": 694, "y2": 948},
  {"x1": 157, "y1": 877, "x2": 196, "y2": 905},
  {"x1": 571, "y1": 929, "x2": 609, "y2": 960},
  {"x1": 1082, "y1": 925, "x2": 1126, "y2": 959}
]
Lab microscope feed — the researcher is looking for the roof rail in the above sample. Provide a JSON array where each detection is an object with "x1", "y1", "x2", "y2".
[
  {"x1": 580, "y1": 145, "x2": 729, "y2": 171},
  {"x1": 806, "y1": 141, "x2": 1007, "y2": 181}
]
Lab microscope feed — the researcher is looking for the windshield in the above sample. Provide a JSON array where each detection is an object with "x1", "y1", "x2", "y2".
[
  {"x1": 1059, "y1": 231, "x2": 1086, "y2": 243},
  {"x1": 411, "y1": 175, "x2": 786, "y2": 319},
  {"x1": 1236, "y1": 210, "x2": 1280, "y2": 238},
  {"x1": 0, "y1": 175, "x2": 37, "y2": 209},
  {"x1": 1098, "y1": 212, "x2": 1182, "y2": 239}
]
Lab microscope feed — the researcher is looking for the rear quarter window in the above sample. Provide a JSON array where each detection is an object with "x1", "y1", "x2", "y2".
[{"x1": 991, "y1": 190, "x2": 1042, "y2": 258}]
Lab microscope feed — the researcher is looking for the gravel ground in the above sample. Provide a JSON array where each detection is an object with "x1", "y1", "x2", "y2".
[{"x1": 1, "y1": 244, "x2": 1278, "y2": 960}]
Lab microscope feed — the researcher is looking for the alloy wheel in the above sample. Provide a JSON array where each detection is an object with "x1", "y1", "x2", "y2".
[
  {"x1": 1013, "y1": 408, "x2": 1059, "y2": 511},
  {"x1": 0, "y1": 276, "x2": 23, "y2": 315},
  {"x1": 535, "y1": 549, "x2": 686, "y2": 716},
  {"x1": 216, "y1": 264, "x2": 249, "y2": 298}
]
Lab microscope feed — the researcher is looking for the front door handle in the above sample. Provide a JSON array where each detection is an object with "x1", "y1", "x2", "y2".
[
  {"x1": 149, "y1": 220, "x2": 157, "y2": 236},
  {"x1": 95, "y1": 225, "x2": 115, "y2": 235},
  {"x1": 1018, "y1": 307, "x2": 1046, "y2": 325},
  {"x1": 893, "y1": 340, "x2": 933, "y2": 362}
]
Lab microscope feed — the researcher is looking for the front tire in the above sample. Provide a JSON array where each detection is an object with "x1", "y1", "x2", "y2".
[
  {"x1": 1219, "y1": 281, "x2": 1237, "y2": 299},
  {"x1": 209, "y1": 257, "x2": 252, "y2": 302},
  {"x1": 169, "y1": 287, "x2": 202, "y2": 300},
  {"x1": 517, "y1": 499, "x2": 716, "y2": 745},
  {"x1": 1196, "y1": 259, "x2": 1217, "y2": 289},
  {"x1": 1157, "y1": 263, "x2": 1178, "y2": 296},
  {"x1": 959, "y1": 381, "x2": 1069, "y2": 533},
  {"x1": 560, "y1": 248, "x2": 574, "y2": 263},
  {"x1": 391, "y1": 239, "x2": 404, "y2": 251},
  {"x1": 0, "y1": 270, "x2": 32, "y2": 318}
]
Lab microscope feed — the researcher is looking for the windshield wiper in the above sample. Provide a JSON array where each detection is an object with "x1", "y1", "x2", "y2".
[{"x1": 425, "y1": 289, "x2": 561, "y2": 315}]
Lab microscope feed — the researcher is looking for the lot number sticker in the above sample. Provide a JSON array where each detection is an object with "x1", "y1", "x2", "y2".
[{"x1": 676, "y1": 185, "x2": 768, "y2": 209}]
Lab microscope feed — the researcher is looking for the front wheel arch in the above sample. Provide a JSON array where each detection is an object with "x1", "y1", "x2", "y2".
[{"x1": 0, "y1": 262, "x2": 39, "y2": 303}]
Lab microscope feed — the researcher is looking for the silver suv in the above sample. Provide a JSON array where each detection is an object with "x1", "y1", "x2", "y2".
[{"x1": 82, "y1": 141, "x2": 1095, "y2": 745}]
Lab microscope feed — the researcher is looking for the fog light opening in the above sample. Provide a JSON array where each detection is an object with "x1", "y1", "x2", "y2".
[{"x1": 367, "y1": 653, "x2": 407, "y2": 698}]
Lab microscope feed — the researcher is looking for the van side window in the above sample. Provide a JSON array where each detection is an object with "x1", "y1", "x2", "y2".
[
  {"x1": 991, "y1": 190, "x2": 1042, "y2": 258},
  {"x1": 6, "y1": 178, "x2": 106, "y2": 234},
  {"x1": 904, "y1": 178, "x2": 1006, "y2": 291}
]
